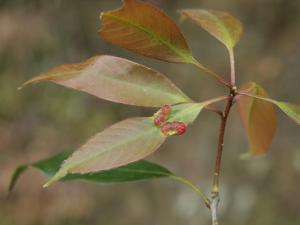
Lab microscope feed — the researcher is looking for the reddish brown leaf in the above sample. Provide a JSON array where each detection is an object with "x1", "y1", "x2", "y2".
[
  {"x1": 238, "y1": 92, "x2": 300, "y2": 126},
  {"x1": 237, "y1": 82, "x2": 277, "y2": 155},
  {"x1": 99, "y1": 0, "x2": 195, "y2": 63},
  {"x1": 19, "y1": 55, "x2": 191, "y2": 107}
]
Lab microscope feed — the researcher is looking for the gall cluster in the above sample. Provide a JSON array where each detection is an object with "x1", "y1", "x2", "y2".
[{"x1": 154, "y1": 105, "x2": 187, "y2": 136}]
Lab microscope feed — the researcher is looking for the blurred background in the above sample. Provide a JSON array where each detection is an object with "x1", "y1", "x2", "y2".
[{"x1": 1, "y1": 0, "x2": 300, "y2": 225}]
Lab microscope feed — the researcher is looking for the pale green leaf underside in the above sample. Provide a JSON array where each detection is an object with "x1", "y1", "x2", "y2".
[
  {"x1": 44, "y1": 102, "x2": 207, "y2": 187},
  {"x1": 44, "y1": 117, "x2": 166, "y2": 187},
  {"x1": 44, "y1": 99, "x2": 226, "y2": 187}
]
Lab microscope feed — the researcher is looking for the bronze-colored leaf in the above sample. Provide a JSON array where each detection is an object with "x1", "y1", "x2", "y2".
[
  {"x1": 238, "y1": 92, "x2": 300, "y2": 126},
  {"x1": 19, "y1": 55, "x2": 191, "y2": 107},
  {"x1": 237, "y1": 82, "x2": 277, "y2": 155},
  {"x1": 99, "y1": 0, "x2": 195, "y2": 63},
  {"x1": 179, "y1": 9, "x2": 243, "y2": 49}
]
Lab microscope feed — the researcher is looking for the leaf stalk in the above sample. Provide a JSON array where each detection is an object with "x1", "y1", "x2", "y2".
[
  {"x1": 229, "y1": 48, "x2": 236, "y2": 86},
  {"x1": 192, "y1": 60, "x2": 231, "y2": 88},
  {"x1": 171, "y1": 175, "x2": 211, "y2": 208}
]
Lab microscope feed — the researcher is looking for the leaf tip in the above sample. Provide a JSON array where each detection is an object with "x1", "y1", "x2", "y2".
[
  {"x1": 99, "y1": 12, "x2": 104, "y2": 20},
  {"x1": 17, "y1": 79, "x2": 36, "y2": 91},
  {"x1": 17, "y1": 83, "x2": 26, "y2": 91},
  {"x1": 42, "y1": 177, "x2": 57, "y2": 188},
  {"x1": 8, "y1": 165, "x2": 29, "y2": 193},
  {"x1": 42, "y1": 182, "x2": 51, "y2": 188},
  {"x1": 43, "y1": 169, "x2": 68, "y2": 188},
  {"x1": 177, "y1": 9, "x2": 187, "y2": 22},
  {"x1": 239, "y1": 152, "x2": 252, "y2": 160}
]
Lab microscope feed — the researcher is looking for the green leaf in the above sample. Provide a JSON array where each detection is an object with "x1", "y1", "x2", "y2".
[
  {"x1": 8, "y1": 151, "x2": 173, "y2": 192},
  {"x1": 179, "y1": 9, "x2": 243, "y2": 49},
  {"x1": 33, "y1": 151, "x2": 70, "y2": 176},
  {"x1": 236, "y1": 82, "x2": 277, "y2": 156},
  {"x1": 99, "y1": 0, "x2": 196, "y2": 64},
  {"x1": 9, "y1": 165, "x2": 29, "y2": 192},
  {"x1": 275, "y1": 102, "x2": 300, "y2": 125},
  {"x1": 44, "y1": 99, "x2": 228, "y2": 187},
  {"x1": 9, "y1": 151, "x2": 211, "y2": 206},
  {"x1": 63, "y1": 160, "x2": 173, "y2": 183},
  {"x1": 169, "y1": 102, "x2": 208, "y2": 124},
  {"x1": 19, "y1": 55, "x2": 191, "y2": 107},
  {"x1": 9, "y1": 151, "x2": 70, "y2": 192}
]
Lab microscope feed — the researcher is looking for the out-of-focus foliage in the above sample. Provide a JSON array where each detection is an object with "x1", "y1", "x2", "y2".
[
  {"x1": 274, "y1": 102, "x2": 300, "y2": 125},
  {"x1": 237, "y1": 82, "x2": 277, "y2": 156},
  {"x1": 1, "y1": 1, "x2": 300, "y2": 225}
]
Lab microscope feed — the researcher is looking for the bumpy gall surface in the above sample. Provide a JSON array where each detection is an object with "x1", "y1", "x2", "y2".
[
  {"x1": 161, "y1": 104, "x2": 171, "y2": 116},
  {"x1": 154, "y1": 105, "x2": 187, "y2": 136},
  {"x1": 161, "y1": 122, "x2": 173, "y2": 135},
  {"x1": 161, "y1": 121, "x2": 187, "y2": 136},
  {"x1": 173, "y1": 122, "x2": 187, "y2": 135},
  {"x1": 153, "y1": 104, "x2": 171, "y2": 127},
  {"x1": 154, "y1": 115, "x2": 166, "y2": 127}
]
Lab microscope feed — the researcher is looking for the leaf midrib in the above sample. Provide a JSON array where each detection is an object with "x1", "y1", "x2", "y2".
[
  {"x1": 67, "y1": 103, "x2": 202, "y2": 172},
  {"x1": 66, "y1": 121, "x2": 162, "y2": 173},
  {"x1": 30, "y1": 68, "x2": 190, "y2": 105},
  {"x1": 89, "y1": 167, "x2": 172, "y2": 177},
  {"x1": 207, "y1": 12, "x2": 234, "y2": 48},
  {"x1": 103, "y1": 13, "x2": 192, "y2": 62}
]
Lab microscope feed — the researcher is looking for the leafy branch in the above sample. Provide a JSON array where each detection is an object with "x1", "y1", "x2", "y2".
[{"x1": 9, "y1": 0, "x2": 300, "y2": 225}]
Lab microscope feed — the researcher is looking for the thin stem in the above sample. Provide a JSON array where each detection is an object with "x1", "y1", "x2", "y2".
[
  {"x1": 210, "y1": 48, "x2": 237, "y2": 225},
  {"x1": 171, "y1": 175, "x2": 211, "y2": 208},
  {"x1": 193, "y1": 61, "x2": 231, "y2": 88},
  {"x1": 210, "y1": 94, "x2": 234, "y2": 225},
  {"x1": 228, "y1": 49, "x2": 236, "y2": 85},
  {"x1": 237, "y1": 91, "x2": 276, "y2": 104},
  {"x1": 212, "y1": 97, "x2": 233, "y2": 193},
  {"x1": 204, "y1": 105, "x2": 223, "y2": 117},
  {"x1": 200, "y1": 95, "x2": 229, "y2": 106}
]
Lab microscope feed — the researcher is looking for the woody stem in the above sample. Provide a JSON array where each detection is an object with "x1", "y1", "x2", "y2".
[{"x1": 210, "y1": 48, "x2": 237, "y2": 225}]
